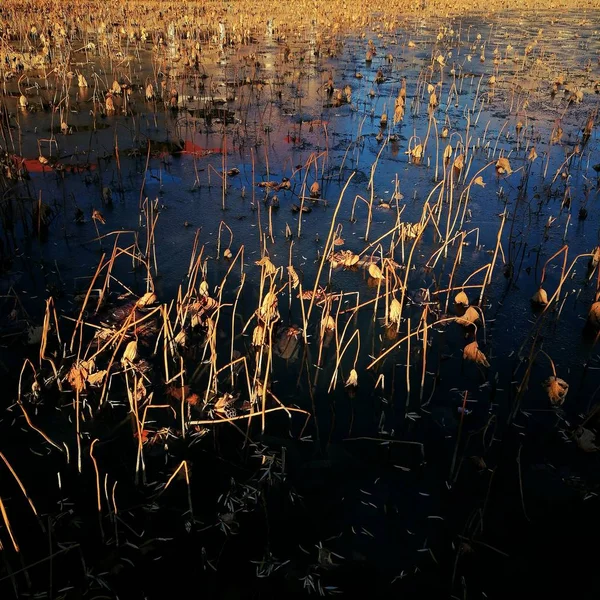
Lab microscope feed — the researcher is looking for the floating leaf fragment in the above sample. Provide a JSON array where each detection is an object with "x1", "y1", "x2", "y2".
[
  {"x1": 463, "y1": 341, "x2": 490, "y2": 367},
  {"x1": 495, "y1": 157, "x2": 512, "y2": 175},
  {"x1": 531, "y1": 287, "x2": 548, "y2": 306},
  {"x1": 543, "y1": 376, "x2": 568, "y2": 405}
]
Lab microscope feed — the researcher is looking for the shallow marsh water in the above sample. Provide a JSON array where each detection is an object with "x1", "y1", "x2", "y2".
[{"x1": 1, "y1": 7, "x2": 600, "y2": 600}]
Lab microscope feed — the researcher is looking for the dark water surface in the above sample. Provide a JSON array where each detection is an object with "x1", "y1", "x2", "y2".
[{"x1": 1, "y1": 9, "x2": 600, "y2": 600}]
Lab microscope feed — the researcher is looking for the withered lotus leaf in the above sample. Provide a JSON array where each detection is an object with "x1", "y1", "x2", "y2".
[
  {"x1": 66, "y1": 362, "x2": 88, "y2": 393},
  {"x1": 543, "y1": 376, "x2": 569, "y2": 405},
  {"x1": 323, "y1": 315, "x2": 336, "y2": 331},
  {"x1": 255, "y1": 256, "x2": 277, "y2": 276},
  {"x1": 136, "y1": 292, "x2": 157, "y2": 307},
  {"x1": 199, "y1": 281, "x2": 209, "y2": 297},
  {"x1": 345, "y1": 369, "x2": 358, "y2": 387},
  {"x1": 259, "y1": 292, "x2": 279, "y2": 323},
  {"x1": 531, "y1": 287, "x2": 548, "y2": 306},
  {"x1": 453, "y1": 154, "x2": 465, "y2": 172},
  {"x1": 495, "y1": 157, "x2": 512, "y2": 175},
  {"x1": 528, "y1": 146, "x2": 538, "y2": 161},
  {"x1": 389, "y1": 298, "x2": 402, "y2": 325},
  {"x1": 463, "y1": 341, "x2": 490, "y2": 367},
  {"x1": 457, "y1": 306, "x2": 479, "y2": 326},
  {"x1": 287, "y1": 266, "x2": 300, "y2": 289},
  {"x1": 252, "y1": 323, "x2": 266, "y2": 346},
  {"x1": 368, "y1": 263, "x2": 384, "y2": 280},
  {"x1": 87, "y1": 370, "x2": 107, "y2": 387},
  {"x1": 454, "y1": 291, "x2": 469, "y2": 307},
  {"x1": 121, "y1": 340, "x2": 138, "y2": 366}
]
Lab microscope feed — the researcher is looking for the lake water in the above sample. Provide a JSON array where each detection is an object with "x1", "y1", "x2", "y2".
[{"x1": 1, "y1": 8, "x2": 599, "y2": 599}]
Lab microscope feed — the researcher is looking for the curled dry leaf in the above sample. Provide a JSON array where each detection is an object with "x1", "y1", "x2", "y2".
[
  {"x1": 199, "y1": 281, "x2": 210, "y2": 297},
  {"x1": 259, "y1": 291, "x2": 279, "y2": 323},
  {"x1": 463, "y1": 341, "x2": 490, "y2": 367},
  {"x1": 331, "y1": 250, "x2": 359, "y2": 268},
  {"x1": 409, "y1": 144, "x2": 423, "y2": 160},
  {"x1": 341, "y1": 251, "x2": 359, "y2": 267},
  {"x1": 287, "y1": 266, "x2": 300, "y2": 289},
  {"x1": 454, "y1": 290, "x2": 469, "y2": 307},
  {"x1": 80, "y1": 359, "x2": 95, "y2": 373},
  {"x1": 543, "y1": 376, "x2": 569, "y2": 405},
  {"x1": 252, "y1": 323, "x2": 266, "y2": 346},
  {"x1": 121, "y1": 340, "x2": 138, "y2": 366},
  {"x1": 66, "y1": 362, "x2": 88, "y2": 393},
  {"x1": 368, "y1": 262, "x2": 384, "y2": 280},
  {"x1": 135, "y1": 378, "x2": 147, "y2": 402},
  {"x1": 550, "y1": 126, "x2": 563, "y2": 145},
  {"x1": 255, "y1": 256, "x2": 277, "y2": 276},
  {"x1": 528, "y1": 146, "x2": 538, "y2": 161},
  {"x1": 345, "y1": 369, "x2": 358, "y2": 387},
  {"x1": 389, "y1": 298, "x2": 402, "y2": 325},
  {"x1": 531, "y1": 287, "x2": 548, "y2": 306},
  {"x1": 393, "y1": 103, "x2": 404, "y2": 124},
  {"x1": 215, "y1": 393, "x2": 234, "y2": 414},
  {"x1": 323, "y1": 314, "x2": 336, "y2": 332},
  {"x1": 203, "y1": 297, "x2": 219, "y2": 312},
  {"x1": 94, "y1": 327, "x2": 115, "y2": 341},
  {"x1": 174, "y1": 330, "x2": 187, "y2": 347},
  {"x1": 495, "y1": 157, "x2": 512, "y2": 175},
  {"x1": 87, "y1": 370, "x2": 107, "y2": 386},
  {"x1": 457, "y1": 306, "x2": 479, "y2": 325},
  {"x1": 301, "y1": 288, "x2": 326, "y2": 303},
  {"x1": 136, "y1": 292, "x2": 157, "y2": 307},
  {"x1": 399, "y1": 222, "x2": 424, "y2": 241}
]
